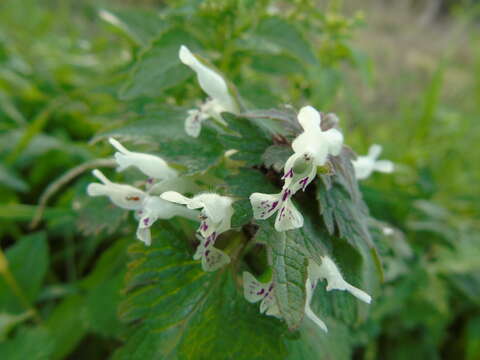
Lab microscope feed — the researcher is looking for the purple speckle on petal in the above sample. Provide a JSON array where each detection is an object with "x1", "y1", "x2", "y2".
[
  {"x1": 299, "y1": 177, "x2": 309, "y2": 191},
  {"x1": 205, "y1": 250, "x2": 210, "y2": 257},
  {"x1": 281, "y1": 189, "x2": 291, "y2": 202},
  {"x1": 147, "y1": 178, "x2": 154, "y2": 184},
  {"x1": 268, "y1": 201, "x2": 278, "y2": 213},
  {"x1": 282, "y1": 169, "x2": 293, "y2": 179},
  {"x1": 143, "y1": 218, "x2": 150, "y2": 226},
  {"x1": 257, "y1": 288, "x2": 265, "y2": 296}
]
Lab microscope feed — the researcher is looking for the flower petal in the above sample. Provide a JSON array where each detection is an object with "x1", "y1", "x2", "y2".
[
  {"x1": 260, "y1": 291, "x2": 276, "y2": 314},
  {"x1": 323, "y1": 128, "x2": 344, "y2": 157},
  {"x1": 109, "y1": 138, "x2": 177, "y2": 180},
  {"x1": 201, "y1": 246, "x2": 230, "y2": 272},
  {"x1": 274, "y1": 199, "x2": 304, "y2": 232},
  {"x1": 374, "y1": 160, "x2": 394, "y2": 173},
  {"x1": 243, "y1": 272, "x2": 270, "y2": 303},
  {"x1": 160, "y1": 191, "x2": 193, "y2": 206},
  {"x1": 195, "y1": 193, "x2": 232, "y2": 225},
  {"x1": 179, "y1": 45, "x2": 237, "y2": 113},
  {"x1": 250, "y1": 192, "x2": 282, "y2": 220},
  {"x1": 317, "y1": 257, "x2": 372, "y2": 304},
  {"x1": 297, "y1": 105, "x2": 321, "y2": 132},
  {"x1": 352, "y1": 157, "x2": 374, "y2": 180},
  {"x1": 87, "y1": 169, "x2": 146, "y2": 210},
  {"x1": 304, "y1": 279, "x2": 328, "y2": 332},
  {"x1": 144, "y1": 196, "x2": 198, "y2": 220},
  {"x1": 136, "y1": 226, "x2": 152, "y2": 246},
  {"x1": 264, "y1": 301, "x2": 281, "y2": 317},
  {"x1": 304, "y1": 302, "x2": 328, "y2": 332},
  {"x1": 184, "y1": 109, "x2": 204, "y2": 138},
  {"x1": 367, "y1": 144, "x2": 382, "y2": 160}
]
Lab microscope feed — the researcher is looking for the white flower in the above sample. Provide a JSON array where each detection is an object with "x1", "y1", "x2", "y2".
[
  {"x1": 304, "y1": 278, "x2": 328, "y2": 332},
  {"x1": 249, "y1": 187, "x2": 304, "y2": 232},
  {"x1": 282, "y1": 152, "x2": 317, "y2": 193},
  {"x1": 352, "y1": 144, "x2": 394, "y2": 180},
  {"x1": 243, "y1": 272, "x2": 280, "y2": 317},
  {"x1": 160, "y1": 191, "x2": 234, "y2": 237},
  {"x1": 160, "y1": 192, "x2": 234, "y2": 271},
  {"x1": 135, "y1": 196, "x2": 198, "y2": 246},
  {"x1": 87, "y1": 169, "x2": 146, "y2": 210},
  {"x1": 109, "y1": 138, "x2": 177, "y2": 181},
  {"x1": 309, "y1": 257, "x2": 371, "y2": 304},
  {"x1": 184, "y1": 99, "x2": 227, "y2": 137},
  {"x1": 243, "y1": 271, "x2": 327, "y2": 332},
  {"x1": 283, "y1": 106, "x2": 344, "y2": 191},
  {"x1": 179, "y1": 45, "x2": 239, "y2": 137},
  {"x1": 193, "y1": 233, "x2": 230, "y2": 272},
  {"x1": 184, "y1": 108, "x2": 209, "y2": 138},
  {"x1": 179, "y1": 45, "x2": 238, "y2": 114},
  {"x1": 87, "y1": 169, "x2": 198, "y2": 246}
]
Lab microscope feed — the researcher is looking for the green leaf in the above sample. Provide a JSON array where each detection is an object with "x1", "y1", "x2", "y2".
[
  {"x1": 120, "y1": 27, "x2": 201, "y2": 99},
  {"x1": 0, "y1": 232, "x2": 49, "y2": 313},
  {"x1": 293, "y1": 215, "x2": 329, "y2": 266},
  {"x1": 254, "y1": 17, "x2": 317, "y2": 65},
  {"x1": 316, "y1": 181, "x2": 373, "y2": 250},
  {"x1": 255, "y1": 222, "x2": 308, "y2": 331},
  {"x1": 0, "y1": 326, "x2": 55, "y2": 360},
  {"x1": 45, "y1": 295, "x2": 89, "y2": 360},
  {"x1": 220, "y1": 113, "x2": 272, "y2": 167},
  {"x1": 0, "y1": 204, "x2": 68, "y2": 221},
  {"x1": 115, "y1": 221, "x2": 287, "y2": 360},
  {"x1": 86, "y1": 272, "x2": 126, "y2": 338},
  {"x1": 230, "y1": 199, "x2": 253, "y2": 228},
  {"x1": 0, "y1": 311, "x2": 32, "y2": 340},
  {"x1": 158, "y1": 126, "x2": 226, "y2": 175},
  {"x1": 465, "y1": 316, "x2": 480, "y2": 360},
  {"x1": 93, "y1": 107, "x2": 187, "y2": 143},
  {"x1": 224, "y1": 167, "x2": 278, "y2": 227},
  {"x1": 99, "y1": 8, "x2": 167, "y2": 46},
  {"x1": 95, "y1": 109, "x2": 225, "y2": 175},
  {"x1": 250, "y1": 52, "x2": 305, "y2": 75},
  {"x1": 327, "y1": 147, "x2": 361, "y2": 202},
  {"x1": 0, "y1": 163, "x2": 28, "y2": 192},
  {"x1": 262, "y1": 144, "x2": 292, "y2": 172},
  {"x1": 83, "y1": 239, "x2": 130, "y2": 338},
  {"x1": 76, "y1": 196, "x2": 128, "y2": 236},
  {"x1": 286, "y1": 318, "x2": 352, "y2": 360}
]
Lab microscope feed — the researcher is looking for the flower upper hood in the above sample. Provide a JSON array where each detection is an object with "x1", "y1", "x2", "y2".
[
  {"x1": 109, "y1": 138, "x2": 177, "y2": 181},
  {"x1": 179, "y1": 45, "x2": 238, "y2": 114},
  {"x1": 291, "y1": 106, "x2": 343, "y2": 167},
  {"x1": 87, "y1": 169, "x2": 146, "y2": 210},
  {"x1": 160, "y1": 191, "x2": 234, "y2": 237}
]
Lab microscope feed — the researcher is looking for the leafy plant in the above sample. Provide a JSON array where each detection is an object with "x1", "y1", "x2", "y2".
[{"x1": 1, "y1": 1, "x2": 479, "y2": 359}]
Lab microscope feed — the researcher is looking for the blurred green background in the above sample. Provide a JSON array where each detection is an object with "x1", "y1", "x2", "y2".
[{"x1": 0, "y1": 0, "x2": 479, "y2": 359}]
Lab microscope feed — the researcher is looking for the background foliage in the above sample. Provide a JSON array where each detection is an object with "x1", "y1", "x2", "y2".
[{"x1": 0, "y1": 0, "x2": 479, "y2": 359}]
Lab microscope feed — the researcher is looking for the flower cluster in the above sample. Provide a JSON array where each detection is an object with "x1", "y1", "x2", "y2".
[
  {"x1": 86, "y1": 44, "x2": 395, "y2": 333},
  {"x1": 87, "y1": 139, "x2": 199, "y2": 246},
  {"x1": 244, "y1": 256, "x2": 371, "y2": 332},
  {"x1": 250, "y1": 105, "x2": 344, "y2": 232}
]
